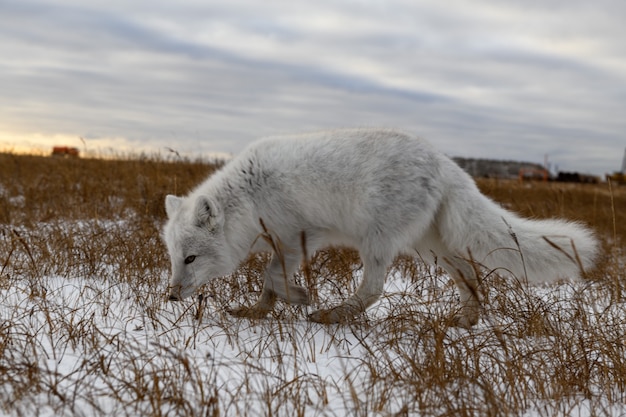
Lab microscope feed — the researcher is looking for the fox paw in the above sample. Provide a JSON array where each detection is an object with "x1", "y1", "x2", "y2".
[
  {"x1": 275, "y1": 284, "x2": 310, "y2": 306},
  {"x1": 452, "y1": 312, "x2": 479, "y2": 329},
  {"x1": 308, "y1": 306, "x2": 357, "y2": 324},
  {"x1": 226, "y1": 304, "x2": 271, "y2": 320}
]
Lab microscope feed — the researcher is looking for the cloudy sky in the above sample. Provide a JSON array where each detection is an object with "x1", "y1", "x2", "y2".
[{"x1": 1, "y1": 0, "x2": 625, "y2": 175}]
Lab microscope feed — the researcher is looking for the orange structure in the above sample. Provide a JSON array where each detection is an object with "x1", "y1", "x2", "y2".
[
  {"x1": 52, "y1": 146, "x2": 80, "y2": 157},
  {"x1": 518, "y1": 167, "x2": 549, "y2": 182}
]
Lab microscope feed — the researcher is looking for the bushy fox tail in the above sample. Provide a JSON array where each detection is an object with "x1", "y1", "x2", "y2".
[{"x1": 438, "y1": 182, "x2": 599, "y2": 283}]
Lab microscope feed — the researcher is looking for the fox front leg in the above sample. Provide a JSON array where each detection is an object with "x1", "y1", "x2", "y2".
[
  {"x1": 308, "y1": 255, "x2": 386, "y2": 324},
  {"x1": 228, "y1": 252, "x2": 309, "y2": 319}
]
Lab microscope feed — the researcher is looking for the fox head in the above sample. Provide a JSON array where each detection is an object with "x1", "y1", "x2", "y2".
[{"x1": 163, "y1": 194, "x2": 234, "y2": 301}]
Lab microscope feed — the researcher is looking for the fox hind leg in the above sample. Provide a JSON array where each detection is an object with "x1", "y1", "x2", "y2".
[
  {"x1": 439, "y1": 255, "x2": 481, "y2": 328},
  {"x1": 416, "y1": 230, "x2": 481, "y2": 328}
]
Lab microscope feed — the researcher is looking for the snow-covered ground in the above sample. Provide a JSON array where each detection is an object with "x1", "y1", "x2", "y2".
[{"x1": 1, "y1": 219, "x2": 625, "y2": 416}]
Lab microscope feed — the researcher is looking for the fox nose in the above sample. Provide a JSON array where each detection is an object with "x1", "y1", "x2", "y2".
[{"x1": 168, "y1": 286, "x2": 182, "y2": 301}]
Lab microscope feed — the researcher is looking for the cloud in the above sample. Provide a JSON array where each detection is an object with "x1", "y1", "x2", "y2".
[{"x1": 1, "y1": 0, "x2": 625, "y2": 174}]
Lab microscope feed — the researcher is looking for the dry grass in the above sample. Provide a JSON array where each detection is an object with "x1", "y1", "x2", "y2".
[{"x1": 1, "y1": 153, "x2": 625, "y2": 416}]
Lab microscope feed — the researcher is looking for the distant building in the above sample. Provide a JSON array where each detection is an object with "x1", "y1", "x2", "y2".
[
  {"x1": 453, "y1": 157, "x2": 545, "y2": 180},
  {"x1": 557, "y1": 172, "x2": 600, "y2": 184},
  {"x1": 52, "y1": 146, "x2": 80, "y2": 158}
]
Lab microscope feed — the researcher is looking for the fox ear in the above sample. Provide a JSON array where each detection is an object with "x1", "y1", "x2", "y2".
[
  {"x1": 165, "y1": 195, "x2": 183, "y2": 217},
  {"x1": 195, "y1": 196, "x2": 222, "y2": 228}
]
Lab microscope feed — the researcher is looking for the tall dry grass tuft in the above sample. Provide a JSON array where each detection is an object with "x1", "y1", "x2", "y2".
[
  {"x1": 0, "y1": 152, "x2": 625, "y2": 416},
  {"x1": 0, "y1": 152, "x2": 217, "y2": 225}
]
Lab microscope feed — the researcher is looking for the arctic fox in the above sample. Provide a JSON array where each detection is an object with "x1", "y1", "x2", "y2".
[{"x1": 163, "y1": 129, "x2": 598, "y2": 327}]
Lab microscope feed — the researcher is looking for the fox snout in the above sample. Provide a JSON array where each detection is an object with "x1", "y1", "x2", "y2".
[{"x1": 167, "y1": 285, "x2": 185, "y2": 301}]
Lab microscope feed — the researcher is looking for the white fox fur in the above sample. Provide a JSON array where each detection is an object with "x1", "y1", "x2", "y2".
[{"x1": 163, "y1": 128, "x2": 598, "y2": 326}]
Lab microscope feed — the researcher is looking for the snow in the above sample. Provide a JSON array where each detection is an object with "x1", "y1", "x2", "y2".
[{"x1": 1, "y1": 219, "x2": 625, "y2": 416}]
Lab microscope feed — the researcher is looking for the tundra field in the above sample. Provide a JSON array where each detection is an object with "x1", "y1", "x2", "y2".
[{"x1": 1, "y1": 152, "x2": 625, "y2": 417}]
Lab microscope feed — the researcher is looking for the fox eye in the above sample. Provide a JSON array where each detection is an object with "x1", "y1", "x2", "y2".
[{"x1": 184, "y1": 255, "x2": 196, "y2": 265}]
